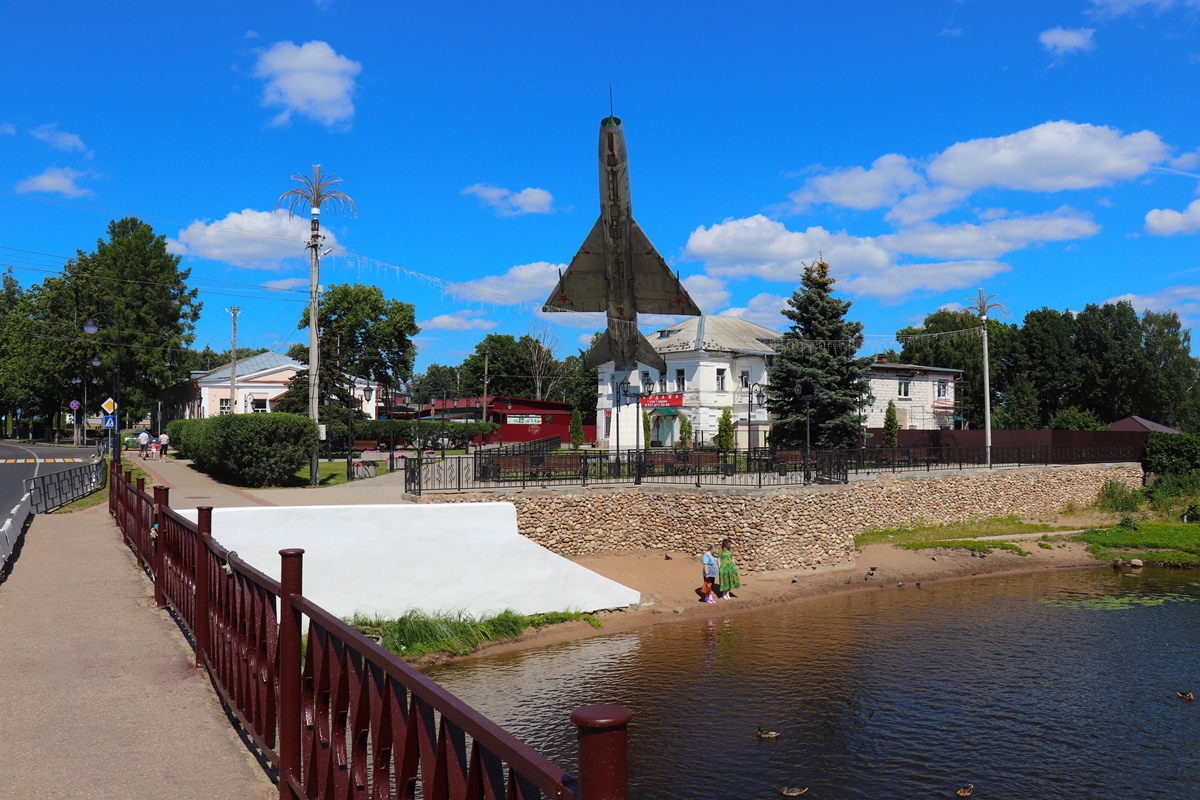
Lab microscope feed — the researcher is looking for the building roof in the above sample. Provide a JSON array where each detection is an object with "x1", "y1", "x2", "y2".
[
  {"x1": 868, "y1": 360, "x2": 963, "y2": 375},
  {"x1": 651, "y1": 315, "x2": 780, "y2": 356},
  {"x1": 1109, "y1": 415, "x2": 1181, "y2": 434},
  {"x1": 199, "y1": 350, "x2": 302, "y2": 383}
]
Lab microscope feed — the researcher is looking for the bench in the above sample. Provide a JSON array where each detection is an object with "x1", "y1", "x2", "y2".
[{"x1": 353, "y1": 439, "x2": 379, "y2": 452}]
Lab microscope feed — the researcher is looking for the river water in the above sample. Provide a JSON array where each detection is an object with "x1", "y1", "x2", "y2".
[{"x1": 427, "y1": 568, "x2": 1200, "y2": 799}]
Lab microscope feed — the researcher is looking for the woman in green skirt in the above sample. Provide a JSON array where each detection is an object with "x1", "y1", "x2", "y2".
[{"x1": 718, "y1": 537, "x2": 740, "y2": 599}]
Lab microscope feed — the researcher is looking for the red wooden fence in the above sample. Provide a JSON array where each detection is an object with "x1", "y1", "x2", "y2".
[{"x1": 108, "y1": 470, "x2": 627, "y2": 800}]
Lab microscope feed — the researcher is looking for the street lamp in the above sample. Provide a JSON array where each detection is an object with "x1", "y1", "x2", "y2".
[
  {"x1": 793, "y1": 381, "x2": 822, "y2": 484},
  {"x1": 747, "y1": 382, "x2": 766, "y2": 451},
  {"x1": 346, "y1": 382, "x2": 374, "y2": 482},
  {"x1": 440, "y1": 392, "x2": 448, "y2": 460},
  {"x1": 83, "y1": 315, "x2": 121, "y2": 466},
  {"x1": 641, "y1": 374, "x2": 655, "y2": 451}
]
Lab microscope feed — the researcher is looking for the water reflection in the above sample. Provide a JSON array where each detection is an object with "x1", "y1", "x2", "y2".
[{"x1": 428, "y1": 569, "x2": 1200, "y2": 799}]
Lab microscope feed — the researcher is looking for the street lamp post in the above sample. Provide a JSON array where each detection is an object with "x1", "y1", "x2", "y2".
[
  {"x1": 346, "y1": 381, "x2": 374, "y2": 482},
  {"x1": 793, "y1": 381, "x2": 822, "y2": 484},
  {"x1": 747, "y1": 382, "x2": 766, "y2": 451}
]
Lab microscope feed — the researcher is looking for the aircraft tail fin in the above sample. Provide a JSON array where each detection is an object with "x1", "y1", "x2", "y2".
[{"x1": 583, "y1": 328, "x2": 668, "y2": 373}]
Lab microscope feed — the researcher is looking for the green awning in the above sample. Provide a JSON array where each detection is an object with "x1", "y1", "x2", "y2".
[{"x1": 651, "y1": 408, "x2": 678, "y2": 416}]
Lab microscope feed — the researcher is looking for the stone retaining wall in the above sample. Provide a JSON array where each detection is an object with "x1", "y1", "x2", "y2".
[{"x1": 415, "y1": 463, "x2": 1142, "y2": 572}]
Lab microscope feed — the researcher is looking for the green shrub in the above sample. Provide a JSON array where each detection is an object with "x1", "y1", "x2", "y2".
[
  {"x1": 717, "y1": 408, "x2": 735, "y2": 451},
  {"x1": 1182, "y1": 503, "x2": 1200, "y2": 523},
  {"x1": 165, "y1": 419, "x2": 202, "y2": 455},
  {"x1": 1144, "y1": 431, "x2": 1200, "y2": 476},
  {"x1": 1096, "y1": 480, "x2": 1142, "y2": 512},
  {"x1": 179, "y1": 413, "x2": 319, "y2": 487}
]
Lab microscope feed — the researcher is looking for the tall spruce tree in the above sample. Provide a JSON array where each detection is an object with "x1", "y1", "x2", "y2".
[{"x1": 766, "y1": 258, "x2": 870, "y2": 449}]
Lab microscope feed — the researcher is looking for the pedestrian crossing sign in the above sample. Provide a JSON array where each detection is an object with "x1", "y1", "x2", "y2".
[{"x1": 102, "y1": 415, "x2": 117, "y2": 429}]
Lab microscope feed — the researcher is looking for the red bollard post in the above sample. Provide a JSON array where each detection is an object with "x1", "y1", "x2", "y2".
[
  {"x1": 277, "y1": 548, "x2": 305, "y2": 800},
  {"x1": 571, "y1": 704, "x2": 632, "y2": 800},
  {"x1": 194, "y1": 507, "x2": 213, "y2": 669},
  {"x1": 152, "y1": 486, "x2": 169, "y2": 608}
]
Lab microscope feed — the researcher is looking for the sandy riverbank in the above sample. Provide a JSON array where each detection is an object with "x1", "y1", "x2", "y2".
[{"x1": 437, "y1": 537, "x2": 1100, "y2": 664}]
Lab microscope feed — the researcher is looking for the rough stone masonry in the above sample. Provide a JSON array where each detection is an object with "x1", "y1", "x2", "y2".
[{"x1": 416, "y1": 463, "x2": 1142, "y2": 572}]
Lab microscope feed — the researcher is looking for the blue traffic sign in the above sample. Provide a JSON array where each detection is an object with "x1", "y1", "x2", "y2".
[
  {"x1": 69, "y1": 400, "x2": 81, "y2": 410},
  {"x1": 102, "y1": 415, "x2": 117, "y2": 429}
]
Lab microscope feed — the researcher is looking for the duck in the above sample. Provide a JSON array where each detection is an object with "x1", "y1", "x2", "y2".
[
  {"x1": 780, "y1": 788, "x2": 807, "y2": 797},
  {"x1": 1179, "y1": 691, "x2": 1195, "y2": 701},
  {"x1": 957, "y1": 785, "x2": 974, "y2": 797},
  {"x1": 756, "y1": 727, "x2": 780, "y2": 739},
  {"x1": 845, "y1": 577, "x2": 853, "y2": 584},
  {"x1": 897, "y1": 581, "x2": 905, "y2": 588}
]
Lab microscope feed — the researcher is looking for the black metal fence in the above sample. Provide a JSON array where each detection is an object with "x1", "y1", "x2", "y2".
[
  {"x1": 404, "y1": 442, "x2": 1142, "y2": 495},
  {"x1": 24, "y1": 460, "x2": 108, "y2": 513}
]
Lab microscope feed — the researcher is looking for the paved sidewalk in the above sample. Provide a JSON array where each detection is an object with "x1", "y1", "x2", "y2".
[
  {"x1": 0, "y1": 506, "x2": 276, "y2": 799},
  {"x1": 133, "y1": 454, "x2": 413, "y2": 508}
]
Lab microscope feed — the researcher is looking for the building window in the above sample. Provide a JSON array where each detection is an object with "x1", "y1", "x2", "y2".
[
  {"x1": 716, "y1": 368, "x2": 726, "y2": 391},
  {"x1": 937, "y1": 380, "x2": 948, "y2": 398},
  {"x1": 641, "y1": 370, "x2": 651, "y2": 389},
  {"x1": 897, "y1": 379, "x2": 910, "y2": 398},
  {"x1": 675, "y1": 369, "x2": 686, "y2": 392},
  {"x1": 252, "y1": 399, "x2": 268, "y2": 413},
  {"x1": 659, "y1": 376, "x2": 667, "y2": 392},
  {"x1": 740, "y1": 370, "x2": 750, "y2": 388},
  {"x1": 219, "y1": 398, "x2": 232, "y2": 415}
]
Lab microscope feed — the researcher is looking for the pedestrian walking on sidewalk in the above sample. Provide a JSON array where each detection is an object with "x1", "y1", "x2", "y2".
[
  {"x1": 718, "y1": 537, "x2": 740, "y2": 599},
  {"x1": 158, "y1": 431, "x2": 169, "y2": 460},
  {"x1": 700, "y1": 544, "x2": 719, "y2": 603},
  {"x1": 137, "y1": 429, "x2": 150, "y2": 458}
]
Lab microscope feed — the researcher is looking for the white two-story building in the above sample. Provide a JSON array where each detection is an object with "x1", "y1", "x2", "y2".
[
  {"x1": 863, "y1": 356, "x2": 961, "y2": 430},
  {"x1": 597, "y1": 315, "x2": 779, "y2": 450}
]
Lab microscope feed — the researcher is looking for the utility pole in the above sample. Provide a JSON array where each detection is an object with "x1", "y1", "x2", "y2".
[
  {"x1": 967, "y1": 288, "x2": 1009, "y2": 469},
  {"x1": 482, "y1": 350, "x2": 490, "y2": 449},
  {"x1": 227, "y1": 306, "x2": 239, "y2": 414}
]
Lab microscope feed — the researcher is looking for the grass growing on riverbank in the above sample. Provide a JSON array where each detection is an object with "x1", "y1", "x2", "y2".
[
  {"x1": 855, "y1": 515, "x2": 1068, "y2": 548},
  {"x1": 350, "y1": 609, "x2": 602, "y2": 659},
  {"x1": 897, "y1": 539, "x2": 1030, "y2": 556},
  {"x1": 1077, "y1": 522, "x2": 1200, "y2": 566}
]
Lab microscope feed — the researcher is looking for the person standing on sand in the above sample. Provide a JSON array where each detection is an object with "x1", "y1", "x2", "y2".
[
  {"x1": 718, "y1": 538, "x2": 740, "y2": 599},
  {"x1": 701, "y1": 544, "x2": 719, "y2": 603}
]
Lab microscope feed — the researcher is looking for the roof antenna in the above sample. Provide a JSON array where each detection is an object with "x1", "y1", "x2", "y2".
[{"x1": 609, "y1": 84, "x2": 613, "y2": 118}]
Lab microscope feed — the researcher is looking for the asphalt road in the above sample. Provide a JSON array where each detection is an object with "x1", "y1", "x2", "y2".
[{"x1": 0, "y1": 441, "x2": 98, "y2": 515}]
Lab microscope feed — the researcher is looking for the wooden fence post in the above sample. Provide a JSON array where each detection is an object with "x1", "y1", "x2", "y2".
[
  {"x1": 135, "y1": 477, "x2": 145, "y2": 569},
  {"x1": 278, "y1": 548, "x2": 305, "y2": 800},
  {"x1": 571, "y1": 704, "x2": 631, "y2": 800},
  {"x1": 195, "y1": 507, "x2": 213, "y2": 670}
]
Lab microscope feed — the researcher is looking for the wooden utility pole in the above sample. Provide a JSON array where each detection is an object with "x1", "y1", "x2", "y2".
[{"x1": 227, "y1": 306, "x2": 239, "y2": 414}]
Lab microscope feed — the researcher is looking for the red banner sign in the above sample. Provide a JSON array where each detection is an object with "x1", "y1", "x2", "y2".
[{"x1": 641, "y1": 393, "x2": 684, "y2": 408}]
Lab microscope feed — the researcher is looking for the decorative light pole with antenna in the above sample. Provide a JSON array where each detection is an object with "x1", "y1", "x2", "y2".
[
  {"x1": 277, "y1": 165, "x2": 356, "y2": 486},
  {"x1": 966, "y1": 288, "x2": 1009, "y2": 468}
]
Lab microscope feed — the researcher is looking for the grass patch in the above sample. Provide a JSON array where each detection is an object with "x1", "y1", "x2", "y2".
[
  {"x1": 265, "y1": 459, "x2": 395, "y2": 488},
  {"x1": 56, "y1": 458, "x2": 153, "y2": 514},
  {"x1": 349, "y1": 609, "x2": 601, "y2": 659},
  {"x1": 1077, "y1": 522, "x2": 1200, "y2": 566},
  {"x1": 855, "y1": 515, "x2": 1068, "y2": 548},
  {"x1": 897, "y1": 539, "x2": 1029, "y2": 556},
  {"x1": 1095, "y1": 479, "x2": 1142, "y2": 512},
  {"x1": 1038, "y1": 541, "x2": 1054, "y2": 550}
]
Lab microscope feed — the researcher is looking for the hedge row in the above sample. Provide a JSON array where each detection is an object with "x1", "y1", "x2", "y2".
[
  {"x1": 326, "y1": 419, "x2": 499, "y2": 450},
  {"x1": 1144, "y1": 431, "x2": 1200, "y2": 476},
  {"x1": 167, "y1": 413, "x2": 318, "y2": 488}
]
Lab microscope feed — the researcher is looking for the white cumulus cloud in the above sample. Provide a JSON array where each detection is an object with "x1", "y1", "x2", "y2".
[
  {"x1": 30, "y1": 123, "x2": 88, "y2": 154},
  {"x1": 1145, "y1": 199, "x2": 1200, "y2": 235},
  {"x1": 719, "y1": 293, "x2": 789, "y2": 330},
  {"x1": 1105, "y1": 284, "x2": 1200, "y2": 326},
  {"x1": 790, "y1": 154, "x2": 924, "y2": 212},
  {"x1": 168, "y1": 209, "x2": 331, "y2": 268},
  {"x1": 880, "y1": 208, "x2": 1100, "y2": 259},
  {"x1": 842, "y1": 260, "x2": 1011, "y2": 301},
  {"x1": 15, "y1": 167, "x2": 91, "y2": 197},
  {"x1": 1039, "y1": 27, "x2": 1097, "y2": 58},
  {"x1": 684, "y1": 215, "x2": 891, "y2": 282},
  {"x1": 418, "y1": 310, "x2": 497, "y2": 332},
  {"x1": 681, "y1": 274, "x2": 730, "y2": 313},
  {"x1": 462, "y1": 184, "x2": 554, "y2": 216},
  {"x1": 461, "y1": 261, "x2": 565, "y2": 303},
  {"x1": 927, "y1": 121, "x2": 1168, "y2": 192},
  {"x1": 254, "y1": 40, "x2": 362, "y2": 128}
]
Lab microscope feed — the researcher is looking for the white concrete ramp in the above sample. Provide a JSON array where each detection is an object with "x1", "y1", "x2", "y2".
[{"x1": 181, "y1": 503, "x2": 641, "y2": 620}]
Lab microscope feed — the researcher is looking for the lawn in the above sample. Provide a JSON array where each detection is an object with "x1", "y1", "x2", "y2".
[
  {"x1": 1077, "y1": 522, "x2": 1200, "y2": 565},
  {"x1": 57, "y1": 457, "x2": 154, "y2": 513},
  {"x1": 278, "y1": 459, "x2": 396, "y2": 488},
  {"x1": 854, "y1": 515, "x2": 1072, "y2": 548}
]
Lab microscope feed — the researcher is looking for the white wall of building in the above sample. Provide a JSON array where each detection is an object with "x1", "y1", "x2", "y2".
[{"x1": 864, "y1": 366, "x2": 958, "y2": 430}]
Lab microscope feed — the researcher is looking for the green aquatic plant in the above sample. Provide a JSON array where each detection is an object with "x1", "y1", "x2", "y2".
[{"x1": 1040, "y1": 593, "x2": 1197, "y2": 611}]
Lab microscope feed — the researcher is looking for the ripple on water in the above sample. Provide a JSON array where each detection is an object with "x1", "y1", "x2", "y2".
[{"x1": 427, "y1": 568, "x2": 1200, "y2": 800}]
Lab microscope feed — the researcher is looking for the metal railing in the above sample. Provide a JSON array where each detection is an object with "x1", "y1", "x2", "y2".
[
  {"x1": 406, "y1": 442, "x2": 1142, "y2": 494},
  {"x1": 107, "y1": 467, "x2": 628, "y2": 799},
  {"x1": 23, "y1": 459, "x2": 108, "y2": 513}
]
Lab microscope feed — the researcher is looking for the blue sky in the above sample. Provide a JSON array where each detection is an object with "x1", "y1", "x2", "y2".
[{"x1": 3, "y1": 0, "x2": 1200, "y2": 372}]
